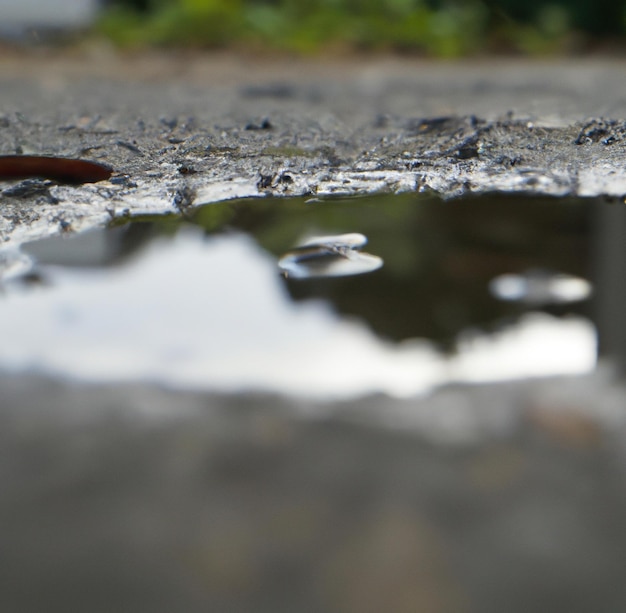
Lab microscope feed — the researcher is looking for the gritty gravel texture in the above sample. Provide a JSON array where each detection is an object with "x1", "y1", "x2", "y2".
[{"x1": 2, "y1": 52, "x2": 626, "y2": 246}]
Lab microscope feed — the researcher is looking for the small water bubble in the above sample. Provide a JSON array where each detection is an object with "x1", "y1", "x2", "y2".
[{"x1": 278, "y1": 233, "x2": 382, "y2": 279}]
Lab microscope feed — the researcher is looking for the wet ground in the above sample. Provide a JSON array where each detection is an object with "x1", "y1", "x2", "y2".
[
  {"x1": 1, "y1": 193, "x2": 600, "y2": 397},
  {"x1": 4, "y1": 52, "x2": 626, "y2": 611},
  {"x1": 2, "y1": 53, "x2": 626, "y2": 247},
  {"x1": 3, "y1": 191, "x2": 626, "y2": 612}
]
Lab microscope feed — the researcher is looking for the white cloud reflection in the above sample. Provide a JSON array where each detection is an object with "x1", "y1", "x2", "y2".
[{"x1": 0, "y1": 230, "x2": 596, "y2": 399}]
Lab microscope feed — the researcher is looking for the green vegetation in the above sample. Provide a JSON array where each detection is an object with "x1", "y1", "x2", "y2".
[{"x1": 98, "y1": 0, "x2": 626, "y2": 55}]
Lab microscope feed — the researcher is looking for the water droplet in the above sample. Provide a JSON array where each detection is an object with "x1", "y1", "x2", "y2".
[{"x1": 278, "y1": 233, "x2": 382, "y2": 279}]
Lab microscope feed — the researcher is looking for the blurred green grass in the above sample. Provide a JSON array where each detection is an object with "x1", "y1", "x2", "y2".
[{"x1": 98, "y1": 0, "x2": 626, "y2": 56}]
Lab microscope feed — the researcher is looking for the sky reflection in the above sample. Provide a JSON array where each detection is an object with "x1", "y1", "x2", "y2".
[{"x1": 0, "y1": 228, "x2": 595, "y2": 399}]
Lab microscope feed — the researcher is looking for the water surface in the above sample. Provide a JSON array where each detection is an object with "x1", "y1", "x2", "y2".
[{"x1": 0, "y1": 193, "x2": 605, "y2": 399}]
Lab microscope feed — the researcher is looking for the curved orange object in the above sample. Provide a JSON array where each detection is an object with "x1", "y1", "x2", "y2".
[{"x1": 0, "y1": 155, "x2": 113, "y2": 184}]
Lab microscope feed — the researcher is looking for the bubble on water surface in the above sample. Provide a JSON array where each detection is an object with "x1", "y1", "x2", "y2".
[{"x1": 278, "y1": 232, "x2": 382, "y2": 279}]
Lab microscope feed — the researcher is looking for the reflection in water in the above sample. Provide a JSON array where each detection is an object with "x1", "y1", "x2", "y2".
[
  {"x1": 278, "y1": 232, "x2": 383, "y2": 279},
  {"x1": 489, "y1": 269, "x2": 593, "y2": 306},
  {"x1": 0, "y1": 193, "x2": 605, "y2": 399},
  {"x1": 0, "y1": 249, "x2": 32, "y2": 282},
  {"x1": 593, "y1": 202, "x2": 626, "y2": 371},
  {"x1": 299, "y1": 233, "x2": 368, "y2": 250},
  {"x1": 0, "y1": 232, "x2": 450, "y2": 398}
]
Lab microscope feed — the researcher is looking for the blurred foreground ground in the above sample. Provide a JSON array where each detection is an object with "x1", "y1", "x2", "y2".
[
  {"x1": 3, "y1": 369, "x2": 626, "y2": 613},
  {"x1": 3, "y1": 52, "x2": 626, "y2": 611}
]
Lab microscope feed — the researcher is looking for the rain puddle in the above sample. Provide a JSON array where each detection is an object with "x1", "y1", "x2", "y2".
[{"x1": 0, "y1": 192, "x2": 613, "y2": 400}]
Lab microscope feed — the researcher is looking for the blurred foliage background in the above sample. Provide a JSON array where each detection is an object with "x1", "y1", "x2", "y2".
[{"x1": 98, "y1": 0, "x2": 626, "y2": 55}]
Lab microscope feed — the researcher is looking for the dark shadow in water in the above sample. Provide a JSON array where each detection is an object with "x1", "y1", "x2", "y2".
[
  {"x1": 592, "y1": 202, "x2": 626, "y2": 370},
  {"x1": 20, "y1": 192, "x2": 613, "y2": 359}
]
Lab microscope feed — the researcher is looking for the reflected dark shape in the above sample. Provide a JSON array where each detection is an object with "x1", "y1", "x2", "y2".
[
  {"x1": 592, "y1": 202, "x2": 626, "y2": 370},
  {"x1": 157, "y1": 194, "x2": 591, "y2": 349},
  {"x1": 278, "y1": 232, "x2": 383, "y2": 279},
  {"x1": 489, "y1": 269, "x2": 593, "y2": 306},
  {"x1": 15, "y1": 193, "x2": 601, "y2": 353},
  {"x1": 265, "y1": 195, "x2": 591, "y2": 348}
]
